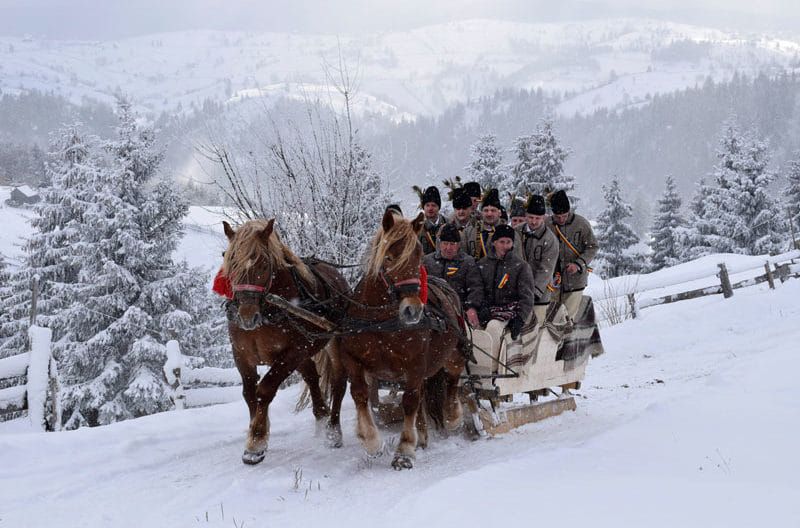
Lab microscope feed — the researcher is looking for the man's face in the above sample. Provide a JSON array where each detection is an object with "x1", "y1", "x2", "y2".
[
  {"x1": 526, "y1": 213, "x2": 545, "y2": 230},
  {"x1": 482, "y1": 206, "x2": 501, "y2": 225},
  {"x1": 553, "y1": 212, "x2": 570, "y2": 226},
  {"x1": 493, "y1": 237, "x2": 513, "y2": 258},
  {"x1": 423, "y1": 202, "x2": 440, "y2": 219},
  {"x1": 510, "y1": 216, "x2": 525, "y2": 228},
  {"x1": 439, "y1": 240, "x2": 459, "y2": 260},
  {"x1": 455, "y1": 207, "x2": 471, "y2": 222}
]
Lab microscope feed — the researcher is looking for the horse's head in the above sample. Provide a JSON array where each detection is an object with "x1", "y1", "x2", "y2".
[
  {"x1": 369, "y1": 210, "x2": 425, "y2": 325},
  {"x1": 222, "y1": 219, "x2": 276, "y2": 331}
]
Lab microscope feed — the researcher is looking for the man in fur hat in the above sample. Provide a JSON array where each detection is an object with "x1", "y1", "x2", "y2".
[
  {"x1": 509, "y1": 198, "x2": 527, "y2": 229},
  {"x1": 463, "y1": 181, "x2": 482, "y2": 222},
  {"x1": 462, "y1": 188, "x2": 505, "y2": 261},
  {"x1": 422, "y1": 223, "x2": 483, "y2": 327},
  {"x1": 476, "y1": 224, "x2": 534, "y2": 342},
  {"x1": 515, "y1": 194, "x2": 559, "y2": 330},
  {"x1": 449, "y1": 188, "x2": 476, "y2": 237},
  {"x1": 417, "y1": 185, "x2": 447, "y2": 255},
  {"x1": 547, "y1": 190, "x2": 598, "y2": 321}
]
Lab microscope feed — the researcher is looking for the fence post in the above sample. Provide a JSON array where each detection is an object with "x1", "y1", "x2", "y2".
[
  {"x1": 718, "y1": 263, "x2": 734, "y2": 298},
  {"x1": 626, "y1": 293, "x2": 638, "y2": 319},
  {"x1": 29, "y1": 275, "x2": 39, "y2": 326},
  {"x1": 26, "y1": 325, "x2": 53, "y2": 432},
  {"x1": 764, "y1": 261, "x2": 775, "y2": 290},
  {"x1": 163, "y1": 340, "x2": 185, "y2": 411}
]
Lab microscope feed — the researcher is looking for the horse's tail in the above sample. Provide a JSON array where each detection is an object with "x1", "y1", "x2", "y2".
[
  {"x1": 294, "y1": 341, "x2": 335, "y2": 413},
  {"x1": 423, "y1": 368, "x2": 448, "y2": 430}
]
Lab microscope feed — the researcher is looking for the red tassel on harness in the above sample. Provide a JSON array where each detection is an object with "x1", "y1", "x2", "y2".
[
  {"x1": 212, "y1": 269, "x2": 234, "y2": 299},
  {"x1": 419, "y1": 264, "x2": 428, "y2": 305}
]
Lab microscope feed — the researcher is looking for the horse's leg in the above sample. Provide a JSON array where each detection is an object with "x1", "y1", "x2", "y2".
[
  {"x1": 392, "y1": 384, "x2": 422, "y2": 470},
  {"x1": 415, "y1": 397, "x2": 429, "y2": 450},
  {"x1": 242, "y1": 356, "x2": 296, "y2": 465},
  {"x1": 233, "y1": 353, "x2": 259, "y2": 422},
  {"x1": 296, "y1": 357, "x2": 330, "y2": 422},
  {"x1": 326, "y1": 339, "x2": 347, "y2": 448},
  {"x1": 344, "y1": 356, "x2": 382, "y2": 456},
  {"x1": 443, "y1": 364, "x2": 465, "y2": 431}
]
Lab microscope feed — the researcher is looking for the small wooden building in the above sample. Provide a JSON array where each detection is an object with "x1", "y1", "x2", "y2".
[{"x1": 9, "y1": 185, "x2": 40, "y2": 205}]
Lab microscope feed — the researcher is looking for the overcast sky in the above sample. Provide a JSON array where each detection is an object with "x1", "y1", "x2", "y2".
[{"x1": 0, "y1": 0, "x2": 797, "y2": 39}]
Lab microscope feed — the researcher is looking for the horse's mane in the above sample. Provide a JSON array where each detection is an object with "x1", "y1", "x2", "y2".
[
  {"x1": 365, "y1": 216, "x2": 420, "y2": 278},
  {"x1": 222, "y1": 219, "x2": 314, "y2": 286}
]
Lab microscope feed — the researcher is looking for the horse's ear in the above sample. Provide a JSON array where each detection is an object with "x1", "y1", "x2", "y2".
[
  {"x1": 223, "y1": 221, "x2": 236, "y2": 241},
  {"x1": 260, "y1": 218, "x2": 275, "y2": 243},
  {"x1": 411, "y1": 212, "x2": 424, "y2": 234},
  {"x1": 382, "y1": 208, "x2": 395, "y2": 232}
]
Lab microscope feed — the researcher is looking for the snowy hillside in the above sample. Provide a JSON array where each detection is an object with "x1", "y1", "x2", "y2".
[
  {"x1": 1, "y1": 256, "x2": 798, "y2": 527},
  {"x1": 1, "y1": 18, "x2": 797, "y2": 119}
]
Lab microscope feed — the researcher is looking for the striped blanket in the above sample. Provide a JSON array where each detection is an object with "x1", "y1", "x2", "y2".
[{"x1": 555, "y1": 295, "x2": 605, "y2": 368}]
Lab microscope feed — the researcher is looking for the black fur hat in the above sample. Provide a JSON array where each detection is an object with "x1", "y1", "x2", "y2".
[
  {"x1": 481, "y1": 188, "x2": 502, "y2": 210},
  {"x1": 438, "y1": 223, "x2": 461, "y2": 243},
  {"x1": 509, "y1": 198, "x2": 526, "y2": 218},
  {"x1": 491, "y1": 224, "x2": 515, "y2": 242},
  {"x1": 550, "y1": 190, "x2": 571, "y2": 214},
  {"x1": 463, "y1": 181, "x2": 482, "y2": 198},
  {"x1": 526, "y1": 194, "x2": 546, "y2": 215},
  {"x1": 385, "y1": 204, "x2": 403, "y2": 216},
  {"x1": 420, "y1": 186, "x2": 441, "y2": 208},
  {"x1": 452, "y1": 189, "x2": 472, "y2": 210}
]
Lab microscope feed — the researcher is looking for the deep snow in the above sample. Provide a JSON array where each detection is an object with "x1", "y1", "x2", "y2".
[{"x1": 1, "y1": 263, "x2": 798, "y2": 527}]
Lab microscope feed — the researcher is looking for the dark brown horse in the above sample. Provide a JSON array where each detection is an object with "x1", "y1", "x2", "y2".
[
  {"x1": 330, "y1": 210, "x2": 467, "y2": 469},
  {"x1": 222, "y1": 219, "x2": 350, "y2": 465}
]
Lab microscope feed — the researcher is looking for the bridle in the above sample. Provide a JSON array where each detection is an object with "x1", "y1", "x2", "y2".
[{"x1": 378, "y1": 265, "x2": 421, "y2": 301}]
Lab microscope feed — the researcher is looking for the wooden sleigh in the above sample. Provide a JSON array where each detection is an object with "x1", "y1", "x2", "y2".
[{"x1": 372, "y1": 295, "x2": 605, "y2": 436}]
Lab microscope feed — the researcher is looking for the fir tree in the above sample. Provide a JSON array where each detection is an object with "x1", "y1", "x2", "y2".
[
  {"x1": 0, "y1": 126, "x2": 99, "y2": 358},
  {"x1": 710, "y1": 120, "x2": 783, "y2": 255},
  {"x1": 683, "y1": 178, "x2": 719, "y2": 259},
  {"x1": 595, "y1": 178, "x2": 642, "y2": 278},
  {"x1": 649, "y1": 176, "x2": 686, "y2": 270},
  {"x1": 783, "y1": 153, "x2": 800, "y2": 249},
  {"x1": 57, "y1": 99, "x2": 225, "y2": 427},
  {"x1": 507, "y1": 119, "x2": 572, "y2": 197},
  {"x1": 465, "y1": 133, "x2": 505, "y2": 191}
]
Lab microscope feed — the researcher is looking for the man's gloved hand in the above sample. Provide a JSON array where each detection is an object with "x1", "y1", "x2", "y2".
[
  {"x1": 509, "y1": 315, "x2": 524, "y2": 340},
  {"x1": 478, "y1": 304, "x2": 491, "y2": 326}
]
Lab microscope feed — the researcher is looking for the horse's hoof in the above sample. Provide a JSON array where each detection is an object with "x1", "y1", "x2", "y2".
[
  {"x1": 391, "y1": 454, "x2": 414, "y2": 470},
  {"x1": 242, "y1": 449, "x2": 266, "y2": 465},
  {"x1": 326, "y1": 428, "x2": 343, "y2": 449}
]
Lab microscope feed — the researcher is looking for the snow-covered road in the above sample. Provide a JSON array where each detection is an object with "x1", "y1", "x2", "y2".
[{"x1": 2, "y1": 278, "x2": 799, "y2": 528}]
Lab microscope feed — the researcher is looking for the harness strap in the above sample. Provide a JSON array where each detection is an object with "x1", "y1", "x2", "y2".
[{"x1": 554, "y1": 224, "x2": 593, "y2": 273}]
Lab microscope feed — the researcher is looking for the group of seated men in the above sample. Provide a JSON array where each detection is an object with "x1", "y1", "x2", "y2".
[{"x1": 403, "y1": 182, "x2": 598, "y2": 345}]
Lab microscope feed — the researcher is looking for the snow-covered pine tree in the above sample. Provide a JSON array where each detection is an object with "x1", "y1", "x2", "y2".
[
  {"x1": 57, "y1": 98, "x2": 226, "y2": 427},
  {"x1": 783, "y1": 152, "x2": 800, "y2": 249},
  {"x1": 0, "y1": 126, "x2": 99, "y2": 359},
  {"x1": 710, "y1": 120, "x2": 784, "y2": 255},
  {"x1": 465, "y1": 133, "x2": 505, "y2": 191},
  {"x1": 649, "y1": 176, "x2": 687, "y2": 270},
  {"x1": 507, "y1": 119, "x2": 572, "y2": 198},
  {"x1": 683, "y1": 178, "x2": 722, "y2": 259},
  {"x1": 595, "y1": 178, "x2": 642, "y2": 278}
]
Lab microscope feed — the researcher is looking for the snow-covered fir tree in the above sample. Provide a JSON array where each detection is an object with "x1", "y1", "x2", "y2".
[
  {"x1": 784, "y1": 153, "x2": 800, "y2": 248},
  {"x1": 649, "y1": 176, "x2": 687, "y2": 270},
  {"x1": 682, "y1": 178, "x2": 721, "y2": 259},
  {"x1": 57, "y1": 99, "x2": 226, "y2": 428},
  {"x1": 0, "y1": 126, "x2": 100, "y2": 358},
  {"x1": 690, "y1": 120, "x2": 785, "y2": 255},
  {"x1": 595, "y1": 178, "x2": 643, "y2": 278},
  {"x1": 507, "y1": 119, "x2": 572, "y2": 198},
  {"x1": 465, "y1": 133, "x2": 505, "y2": 191}
]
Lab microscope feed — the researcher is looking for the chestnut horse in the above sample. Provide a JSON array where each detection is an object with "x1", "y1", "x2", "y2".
[
  {"x1": 330, "y1": 210, "x2": 467, "y2": 469},
  {"x1": 222, "y1": 219, "x2": 350, "y2": 465}
]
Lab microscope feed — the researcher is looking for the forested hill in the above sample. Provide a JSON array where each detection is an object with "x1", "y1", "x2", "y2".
[{"x1": 373, "y1": 72, "x2": 800, "y2": 215}]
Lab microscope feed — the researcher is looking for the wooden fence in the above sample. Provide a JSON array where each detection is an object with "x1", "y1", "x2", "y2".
[
  {"x1": 0, "y1": 326, "x2": 60, "y2": 430},
  {"x1": 163, "y1": 341, "x2": 243, "y2": 409},
  {"x1": 610, "y1": 257, "x2": 800, "y2": 322}
]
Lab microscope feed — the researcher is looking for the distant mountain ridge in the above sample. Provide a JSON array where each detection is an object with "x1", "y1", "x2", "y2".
[{"x1": 0, "y1": 18, "x2": 797, "y2": 120}]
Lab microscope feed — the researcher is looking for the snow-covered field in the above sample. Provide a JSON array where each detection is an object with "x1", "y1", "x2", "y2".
[
  {"x1": 1, "y1": 248, "x2": 799, "y2": 526},
  {"x1": 1, "y1": 18, "x2": 797, "y2": 119}
]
